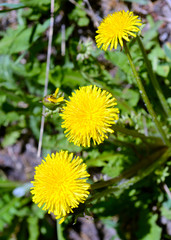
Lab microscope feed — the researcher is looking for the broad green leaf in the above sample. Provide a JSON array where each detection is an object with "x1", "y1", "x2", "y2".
[
  {"x1": 156, "y1": 64, "x2": 170, "y2": 77},
  {"x1": 136, "y1": 213, "x2": 162, "y2": 240},
  {"x1": 61, "y1": 69, "x2": 86, "y2": 87},
  {"x1": 105, "y1": 51, "x2": 131, "y2": 75},
  {"x1": 122, "y1": 88, "x2": 140, "y2": 107},
  {"x1": 0, "y1": 20, "x2": 50, "y2": 54}
]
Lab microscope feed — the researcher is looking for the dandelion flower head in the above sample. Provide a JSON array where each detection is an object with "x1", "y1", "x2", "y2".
[
  {"x1": 60, "y1": 85, "x2": 119, "y2": 147},
  {"x1": 95, "y1": 10, "x2": 142, "y2": 51},
  {"x1": 31, "y1": 150, "x2": 90, "y2": 223}
]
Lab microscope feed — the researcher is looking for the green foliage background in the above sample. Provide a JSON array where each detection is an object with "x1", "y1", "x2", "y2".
[{"x1": 0, "y1": 0, "x2": 171, "y2": 239}]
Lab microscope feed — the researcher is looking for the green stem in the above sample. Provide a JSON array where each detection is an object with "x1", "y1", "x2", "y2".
[
  {"x1": 112, "y1": 124, "x2": 163, "y2": 146},
  {"x1": 123, "y1": 41, "x2": 170, "y2": 147},
  {"x1": 137, "y1": 36, "x2": 171, "y2": 117},
  {"x1": 57, "y1": 220, "x2": 62, "y2": 240}
]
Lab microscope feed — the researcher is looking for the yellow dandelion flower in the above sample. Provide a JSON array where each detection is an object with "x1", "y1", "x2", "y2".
[
  {"x1": 60, "y1": 85, "x2": 119, "y2": 147},
  {"x1": 31, "y1": 150, "x2": 90, "y2": 223},
  {"x1": 95, "y1": 10, "x2": 142, "y2": 51}
]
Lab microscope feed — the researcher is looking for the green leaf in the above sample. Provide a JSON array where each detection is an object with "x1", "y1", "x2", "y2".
[
  {"x1": 0, "y1": 20, "x2": 50, "y2": 54},
  {"x1": 2, "y1": 130, "x2": 21, "y2": 147},
  {"x1": 136, "y1": 213, "x2": 162, "y2": 240},
  {"x1": 4, "y1": 112, "x2": 20, "y2": 126},
  {"x1": 102, "y1": 154, "x2": 130, "y2": 178},
  {"x1": 156, "y1": 64, "x2": 170, "y2": 77},
  {"x1": 61, "y1": 68, "x2": 86, "y2": 87},
  {"x1": 105, "y1": 51, "x2": 131, "y2": 75},
  {"x1": 123, "y1": 89, "x2": 140, "y2": 107},
  {"x1": 0, "y1": 55, "x2": 18, "y2": 90},
  {"x1": 78, "y1": 17, "x2": 90, "y2": 27},
  {"x1": 69, "y1": 6, "x2": 86, "y2": 20},
  {"x1": 143, "y1": 16, "x2": 162, "y2": 43},
  {"x1": 42, "y1": 133, "x2": 82, "y2": 153}
]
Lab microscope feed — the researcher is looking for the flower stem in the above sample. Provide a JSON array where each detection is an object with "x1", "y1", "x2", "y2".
[
  {"x1": 123, "y1": 41, "x2": 170, "y2": 147},
  {"x1": 112, "y1": 124, "x2": 163, "y2": 145},
  {"x1": 57, "y1": 220, "x2": 62, "y2": 240},
  {"x1": 137, "y1": 36, "x2": 171, "y2": 117}
]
